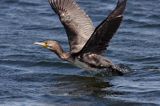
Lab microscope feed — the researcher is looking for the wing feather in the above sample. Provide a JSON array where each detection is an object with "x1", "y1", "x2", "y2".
[
  {"x1": 77, "y1": 0, "x2": 127, "y2": 55},
  {"x1": 48, "y1": 0, "x2": 95, "y2": 53}
]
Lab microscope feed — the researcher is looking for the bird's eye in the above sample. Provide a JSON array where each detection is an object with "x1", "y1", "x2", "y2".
[{"x1": 44, "y1": 42, "x2": 48, "y2": 47}]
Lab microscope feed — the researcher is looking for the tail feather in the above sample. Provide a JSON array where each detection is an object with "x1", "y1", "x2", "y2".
[
  {"x1": 112, "y1": 64, "x2": 131, "y2": 74},
  {"x1": 98, "y1": 64, "x2": 131, "y2": 76}
]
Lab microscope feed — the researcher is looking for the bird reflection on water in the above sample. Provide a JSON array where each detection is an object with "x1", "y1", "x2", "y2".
[
  {"x1": 12, "y1": 71, "x2": 118, "y2": 98},
  {"x1": 44, "y1": 74, "x2": 113, "y2": 97}
]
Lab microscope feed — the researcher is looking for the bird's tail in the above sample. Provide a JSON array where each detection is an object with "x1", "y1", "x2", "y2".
[{"x1": 112, "y1": 64, "x2": 132, "y2": 75}]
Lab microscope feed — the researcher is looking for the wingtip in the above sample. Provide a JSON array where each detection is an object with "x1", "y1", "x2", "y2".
[
  {"x1": 117, "y1": 0, "x2": 127, "y2": 5},
  {"x1": 118, "y1": 0, "x2": 127, "y2": 3}
]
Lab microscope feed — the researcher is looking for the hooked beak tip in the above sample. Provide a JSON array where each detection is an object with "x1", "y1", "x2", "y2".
[
  {"x1": 33, "y1": 42, "x2": 45, "y2": 47},
  {"x1": 34, "y1": 42, "x2": 40, "y2": 45}
]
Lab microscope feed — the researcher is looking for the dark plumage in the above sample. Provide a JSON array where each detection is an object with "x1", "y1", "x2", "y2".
[{"x1": 34, "y1": 0, "x2": 128, "y2": 75}]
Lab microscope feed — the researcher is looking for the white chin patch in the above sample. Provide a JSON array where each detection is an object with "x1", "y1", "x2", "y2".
[{"x1": 47, "y1": 46, "x2": 53, "y2": 50}]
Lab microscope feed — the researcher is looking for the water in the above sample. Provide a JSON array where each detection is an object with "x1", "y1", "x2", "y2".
[{"x1": 0, "y1": 0, "x2": 160, "y2": 105}]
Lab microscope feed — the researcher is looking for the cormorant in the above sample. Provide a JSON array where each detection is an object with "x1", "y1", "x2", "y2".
[{"x1": 34, "y1": 0, "x2": 128, "y2": 75}]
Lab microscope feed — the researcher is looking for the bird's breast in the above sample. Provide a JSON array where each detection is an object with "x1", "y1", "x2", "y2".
[{"x1": 72, "y1": 58, "x2": 96, "y2": 71}]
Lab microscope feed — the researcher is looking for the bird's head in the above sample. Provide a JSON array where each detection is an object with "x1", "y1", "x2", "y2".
[
  {"x1": 34, "y1": 40, "x2": 61, "y2": 51},
  {"x1": 34, "y1": 40, "x2": 69, "y2": 60}
]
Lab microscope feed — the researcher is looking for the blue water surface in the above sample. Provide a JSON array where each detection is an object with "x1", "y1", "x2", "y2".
[{"x1": 0, "y1": 0, "x2": 160, "y2": 106}]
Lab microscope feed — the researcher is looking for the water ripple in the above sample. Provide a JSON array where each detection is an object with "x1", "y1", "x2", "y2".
[{"x1": 0, "y1": 0, "x2": 160, "y2": 105}]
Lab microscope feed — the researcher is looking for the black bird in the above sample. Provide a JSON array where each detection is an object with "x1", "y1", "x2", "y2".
[{"x1": 34, "y1": 0, "x2": 128, "y2": 75}]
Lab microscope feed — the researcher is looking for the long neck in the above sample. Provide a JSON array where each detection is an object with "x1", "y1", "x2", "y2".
[{"x1": 51, "y1": 43, "x2": 70, "y2": 61}]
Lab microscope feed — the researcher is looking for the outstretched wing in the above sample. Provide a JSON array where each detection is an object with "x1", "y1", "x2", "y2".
[
  {"x1": 48, "y1": 0, "x2": 95, "y2": 53},
  {"x1": 77, "y1": 0, "x2": 127, "y2": 55}
]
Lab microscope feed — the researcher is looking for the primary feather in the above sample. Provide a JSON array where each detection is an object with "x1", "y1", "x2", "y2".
[
  {"x1": 78, "y1": 0, "x2": 127, "y2": 55},
  {"x1": 48, "y1": 0, "x2": 95, "y2": 53}
]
